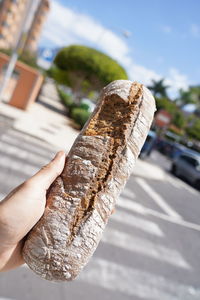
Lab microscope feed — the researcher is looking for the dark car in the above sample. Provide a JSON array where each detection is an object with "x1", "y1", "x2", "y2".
[
  {"x1": 156, "y1": 139, "x2": 174, "y2": 158},
  {"x1": 171, "y1": 151, "x2": 200, "y2": 190},
  {"x1": 156, "y1": 139, "x2": 188, "y2": 160},
  {"x1": 170, "y1": 143, "x2": 188, "y2": 160}
]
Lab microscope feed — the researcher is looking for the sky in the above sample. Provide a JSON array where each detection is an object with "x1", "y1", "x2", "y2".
[{"x1": 39, "y1": 0, "x2": 200, "y2": 98}]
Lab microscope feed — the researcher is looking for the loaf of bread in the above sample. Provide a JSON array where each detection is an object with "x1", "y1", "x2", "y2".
[{"x1": 23, "y1": 80, "x2": 156, "y2": 281}]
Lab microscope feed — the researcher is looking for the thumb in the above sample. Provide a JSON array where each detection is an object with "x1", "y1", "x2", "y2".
[{"x1": 29, "y1": 151, "x2": 66, "y2": 190}]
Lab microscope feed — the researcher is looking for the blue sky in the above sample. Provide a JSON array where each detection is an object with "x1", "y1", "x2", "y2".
[{"x1": 39, "y1": 0, "x2": 200, "y2": 97}]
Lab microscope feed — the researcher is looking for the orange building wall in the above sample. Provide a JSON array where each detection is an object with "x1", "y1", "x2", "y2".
[{"x1": 0, "y1": 52, "x2": 43, "y2": 110}]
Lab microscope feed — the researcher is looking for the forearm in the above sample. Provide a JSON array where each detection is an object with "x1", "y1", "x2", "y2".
[{"x1": 0, "y1": 204, "x2": 24, "y2": 272}]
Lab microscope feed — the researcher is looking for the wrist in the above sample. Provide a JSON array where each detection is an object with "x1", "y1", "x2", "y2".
[{"x1": 0, "y1": 241, "x2": 24, "y2": 272}]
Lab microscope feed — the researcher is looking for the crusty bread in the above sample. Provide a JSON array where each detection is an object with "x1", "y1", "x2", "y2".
[{"x1": 23, "y1": 80, "x2": 156, "y2": 281}]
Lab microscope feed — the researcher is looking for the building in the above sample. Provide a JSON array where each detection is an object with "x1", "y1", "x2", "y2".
[
  {"x1": 0, "y1": 0, "x2": 50, "y2": 52},
  {"x1": 23, "y1": 0, "x2": 50, "y2": 52},
  {"x1": 0, "y1": 52, "x2": 43, "y2": 108}
]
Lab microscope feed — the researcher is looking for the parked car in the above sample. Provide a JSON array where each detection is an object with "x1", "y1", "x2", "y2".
[
  {"x1": 156, "y1": 139, "x2": 188, "y2": 160},
  {"x1": 170, "y1": 143, "x2": 188, "y2": 160},
  {"x1": 156, "y1": 139, "x2": 174, "y2": 158},
  {"x1": 171, "y1": 151, "x2": 200, "y2": 190},
  {"x1": 140, "y1": 130, "x2": 157, "y2": 158}
]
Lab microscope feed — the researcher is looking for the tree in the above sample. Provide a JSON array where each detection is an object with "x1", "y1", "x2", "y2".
[
  {"x1": 155, "y1": 97, "x2": 187, "y2": 130},
  {"x1": 148, "y1": 79, "x2": 169, "y2": 98},
  {"x1": 0, "y1": 48, "x2": 38, "y2": 68},
  {"x1": 186, "y1": 118, "x2": 200, "y2": 141},
  {"x1": 18, "y1": 50, "x2": 38, "y2": 68},
  {"x1": 53, "y1": 45, "x2": 128, "y2": 102},
  {"x1": 178, "y1": 86, "x2": 200, "y2": 105},
  {"x1": 172, "y1": 111, "x2": 186, "y2": 129},
  {"x1": 155, "y1": 97, "x2": 176, "y2": 114},
  {"x1": 177, "y1": 86, "x2": 200, "y2": 118}
]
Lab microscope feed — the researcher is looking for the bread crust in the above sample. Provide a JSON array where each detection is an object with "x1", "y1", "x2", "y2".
[{"x1": 23, "y1": 80, "x2": 156, "y2": 281}]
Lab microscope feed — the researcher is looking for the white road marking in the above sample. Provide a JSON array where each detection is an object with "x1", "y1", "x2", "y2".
[
  {"x1": 102, "y1": 228, "x2": 190, "y2": 269},
  {"x1": 166, "y1": 176, "x2": 182, "y2": 189},
  {"x1": 80, "y1": 257, "x2": 199, "y2": 300},
  {"x1": 0, "y1": 155, "x2": 37, "y2": 177},
  {"x1": 0, "y1": 298, "x2": 15, "y2": 300},
  {"x1": 117, "y1": 197, "x2": 200, "y2": 232},
  {"x1": 7, "y1": 128, "x2": 53, "y2": 149},
  {"x1": 111, "y1": 209, "x2": 164, "y2": 237},
  {"x1": 118, "y1": 197, "x2": 147, "y2": 214},
  {"x1": 136, "y1": 178, "x2": 182, "y2": 219},
  {"x1": 121, "y1": 188, "x2": 135, "y2": 199},
  {"x1": 1, "y1": 133, "x2": 54, "y2": 158},
  {"x1": 0, "y1": 140, "x2": 49, "y2": 166}
]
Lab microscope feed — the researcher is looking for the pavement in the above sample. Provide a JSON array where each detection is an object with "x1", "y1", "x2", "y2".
[
  {"x1": 0, "y1": 79, "x2": 200, "y2": 300},
  {"x1": 0, "y1": 79, "x2": 78, "y2": 152}
]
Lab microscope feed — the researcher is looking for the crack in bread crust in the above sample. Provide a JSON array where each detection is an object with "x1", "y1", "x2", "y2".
[{"x1": 69, "y1": 83, "x2": 143, "y2": 239}]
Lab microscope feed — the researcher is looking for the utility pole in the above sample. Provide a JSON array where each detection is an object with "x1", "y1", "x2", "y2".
[{"x1": 0, "y1": 0, "x2": 41, "y2": 102}]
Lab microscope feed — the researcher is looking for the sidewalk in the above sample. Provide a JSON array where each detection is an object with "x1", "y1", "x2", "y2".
[
  {"x1": 0, "y1": 79, "x2": 79, "y2": 152},
  {"x1": 0, "y1": 79, "x2": 165, "y2": 181}
]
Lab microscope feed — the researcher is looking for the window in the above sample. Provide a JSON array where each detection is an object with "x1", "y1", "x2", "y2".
[
  {"x1": 180, "y1": 155, "x2": 199, "y2": 167},
  {"x1": 180, "y1": 155, "x2": 189, "y2": 162}
]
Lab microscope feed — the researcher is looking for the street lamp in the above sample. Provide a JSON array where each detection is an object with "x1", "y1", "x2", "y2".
[{"x1": 0, "y1": 0, "x2": 41, "y2": 102}]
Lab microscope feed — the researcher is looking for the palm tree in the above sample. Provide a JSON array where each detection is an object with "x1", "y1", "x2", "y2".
[
  {"x1": 178, "y1": 86, "x2": 200, "y2": 106},
  {"x1": 148, "y1": 79, "x2": 169, "y2": 98}
]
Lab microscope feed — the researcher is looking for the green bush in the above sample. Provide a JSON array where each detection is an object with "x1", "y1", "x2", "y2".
[
  {"x1": 79, "y1": 103, "x2": 90, "y2": 111},
  {"x1": 71, "y1": 108, "x2": 91, "y2": 128},
  {"x1": 186, "y1": 119, "x2": 200, "y2": 141},
  {"x1": 57, "y1": 89, "x2": 76, "y2": 115},
  {"x1": 57, "y1": 87, "x2": 91, "y2": 128},
  {"x1": 58, "y1": 89, "x2": 73, "y2": 106}
]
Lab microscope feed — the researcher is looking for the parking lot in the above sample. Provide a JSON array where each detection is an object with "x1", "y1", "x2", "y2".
[{"x1": 0, "y1": 121, "x2": 200, "y2": 300}]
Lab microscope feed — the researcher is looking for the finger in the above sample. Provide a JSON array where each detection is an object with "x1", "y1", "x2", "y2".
[{"x1": 29, "y1": 151, "x2": 66, "y2": 190}]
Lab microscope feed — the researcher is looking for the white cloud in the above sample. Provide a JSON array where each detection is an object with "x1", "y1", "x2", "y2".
[
  {"x1": 182, "y1": 104, "x2": 196, "y2": 113},
  {"x1": 161, "y1": 26, "x2": 172, "y2": 34},
  {"x1": 165, "y1": 68, "x2": 189, "y2": 97},
  {"x1": 190, "y1": 24, "x2": 200, "y2": 38},
  {"x1": 39, "y1": 0, "x2": 189, "y2": 97},
  {"x1": 40, "y1": 0, "x2": 130, "y2": 64},
  {"x1": 128, "y1": 64, "x2": 161, "y2": 86},
  {"x1": 128, "y1": 66, "x2": 189, "y2": 98}
]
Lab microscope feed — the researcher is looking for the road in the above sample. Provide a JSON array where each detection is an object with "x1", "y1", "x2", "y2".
[{"x1": 0, "y1": 115, "x2": 200, "y2": 300}]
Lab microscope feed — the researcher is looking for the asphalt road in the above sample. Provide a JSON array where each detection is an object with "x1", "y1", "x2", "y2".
[{"x1": 0, "y1": 116, "x2": 200, "y2": 300}]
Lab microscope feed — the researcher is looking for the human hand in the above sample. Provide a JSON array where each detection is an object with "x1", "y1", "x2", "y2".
[{"x1": 0, "y1": 151, "x2": 65, "y2": 272}]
